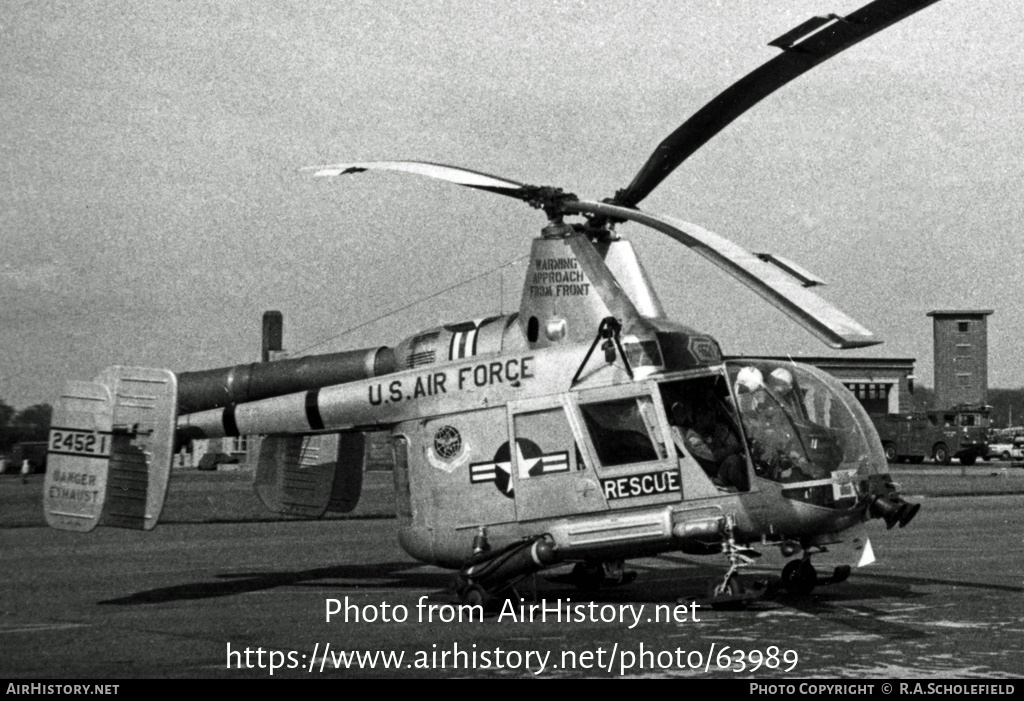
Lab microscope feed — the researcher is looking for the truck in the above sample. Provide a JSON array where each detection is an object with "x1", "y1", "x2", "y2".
[{"x1": 871, "y1": 405, "x2": 990, "y2": 466}]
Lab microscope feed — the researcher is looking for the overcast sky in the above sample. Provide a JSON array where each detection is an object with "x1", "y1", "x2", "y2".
[{"x1": 2, "y1": 0, "x2": 1022, "y2": 409}]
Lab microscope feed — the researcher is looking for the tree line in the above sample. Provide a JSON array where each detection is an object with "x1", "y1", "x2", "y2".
[
  {"x1": 0, "y1": 400, "x2": 53, "y2": 455},
  {"x1": 985, "y1": 388, "x2": 1024, "y2": 429}
]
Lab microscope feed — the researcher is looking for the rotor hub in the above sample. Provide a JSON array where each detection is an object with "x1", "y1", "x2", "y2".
[{"x1": 540, "y1": 220, "x2": 574, "y2": 239}]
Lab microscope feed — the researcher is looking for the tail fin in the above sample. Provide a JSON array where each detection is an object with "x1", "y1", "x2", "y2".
[
  {"x1": 254, "y1": 432, "x2": 364, "y2": 517},
  {"x1": 44, "y1": 367, "x2": 177, "y2": 531}
]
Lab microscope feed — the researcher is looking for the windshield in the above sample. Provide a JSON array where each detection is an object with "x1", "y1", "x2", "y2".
[
  {"x1": 959, "y1": 413, "x2": 988, "y2": 428},
  {"x1": 726, "y1": 360, "x2": 886, "y2": 506}
]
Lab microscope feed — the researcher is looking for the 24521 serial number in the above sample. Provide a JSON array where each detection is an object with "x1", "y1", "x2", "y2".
[{"x1": 48, "y1": 428, "x2": 111, "y2": 458}]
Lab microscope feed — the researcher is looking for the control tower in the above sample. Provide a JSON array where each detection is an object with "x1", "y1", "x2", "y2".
[{"x1": 927, "y1": 310, "x2": 993, "y2": 407}]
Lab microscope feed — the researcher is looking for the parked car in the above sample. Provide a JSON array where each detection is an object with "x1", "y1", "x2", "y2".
[
  {"x1": 1012, "y1": 437, "x2": 1024, "y2": 466},
  {"x1": 987, "y1": 439, "x2": 1015, "y2": 461},
  {"x1": 197, "y1": 451, "x2": 240, "y2": 471}
]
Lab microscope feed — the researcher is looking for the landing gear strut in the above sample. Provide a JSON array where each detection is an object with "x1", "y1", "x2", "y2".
[{"x1": 707, "y1": 514, "x2": 760, "y2": 607}]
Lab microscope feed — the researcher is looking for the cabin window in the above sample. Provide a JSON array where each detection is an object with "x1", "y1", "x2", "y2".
[
  {"x1": 579, "y1": 395, "x2": 666, "y2": 466},
  {"x1": 622, "y1": 340, "x2": 663, "y2": 368}
]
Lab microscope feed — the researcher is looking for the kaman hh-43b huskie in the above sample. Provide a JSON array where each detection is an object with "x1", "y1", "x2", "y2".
[{"x1": 44, "y1": 0, "x2": 937, "y2": 606}]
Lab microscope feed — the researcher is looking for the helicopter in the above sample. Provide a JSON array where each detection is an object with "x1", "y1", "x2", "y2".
[{"x1": 43, "y1": 0, "x2": 935, "y2": 606}]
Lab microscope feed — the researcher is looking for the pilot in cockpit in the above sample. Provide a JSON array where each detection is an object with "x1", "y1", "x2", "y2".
[
  {"x1": 670, "y1": 397, "x2": 748, "y2": 491},
  {"x1": 741, "y1": 369, "x2": 814, "y2": 482}
]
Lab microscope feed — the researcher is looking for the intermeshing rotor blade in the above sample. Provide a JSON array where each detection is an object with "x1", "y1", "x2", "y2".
[
  {"x1": 612, "y1": 0, "x2": 941, "y2": 208},
  {"x1": 563, "y1": 233, "x2": 645, "y2": 332},
  {"x1": 304, "y1": 160, "x2": 534, "y2": 201},
  {"x1": 562, "y1": 199, "x2": 881, "y2": 349}
]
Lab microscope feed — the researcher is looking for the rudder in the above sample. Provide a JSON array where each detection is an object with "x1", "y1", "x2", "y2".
[
  {"x1": 254, "y1": 432, "x2": 364, "y2": 517},
  {"x1": 43, "y1": 367, "x2": 178, "y2": 531}
]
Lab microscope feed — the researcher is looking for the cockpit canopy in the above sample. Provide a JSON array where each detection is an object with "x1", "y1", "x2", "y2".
[{"x1": 725, "y1": 360, "x2": 886, "y2": 504}]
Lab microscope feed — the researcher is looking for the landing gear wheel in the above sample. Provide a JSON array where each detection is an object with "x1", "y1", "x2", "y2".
[
  {"x1": 571, "y1": 562, "x2": 604, "y2": 591},
  {"x1": 708, "y1": 574, "x2": 745, "y2": 600},
  {"x1": 933, "y1": 444, "x2": 951, "y2": 465},
  {"x1": 883, "y1": 442, "x2": 897, "y2": 464},
  {"x1": 461, "y1": 584, "x2": 489, "y2": 608},
  {"x1": 781, "y1": 559, "x2": 817, "y2": 596}
]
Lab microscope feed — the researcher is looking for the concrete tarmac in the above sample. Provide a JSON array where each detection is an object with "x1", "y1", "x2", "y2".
[{"x1": 2, "y1": 491, "x2": 1023, "y2": 679}]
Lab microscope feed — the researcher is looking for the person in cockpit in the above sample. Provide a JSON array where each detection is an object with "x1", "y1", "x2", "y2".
[
  {"x1": 744, "y1": 384, "x2": 817, "y2": 482},
  {"x1": 670, "y1": 399, "x2": 748, "y2": 491}
]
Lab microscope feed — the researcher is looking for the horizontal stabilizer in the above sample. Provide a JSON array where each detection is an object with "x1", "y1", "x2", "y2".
[
  {"x1": 254, "y1": 433, "x2": 364, "y2": 517},
  {"x1": 44, "y1": 367, "x2": 177, "y2": 532}
]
